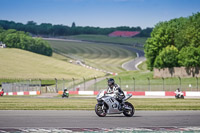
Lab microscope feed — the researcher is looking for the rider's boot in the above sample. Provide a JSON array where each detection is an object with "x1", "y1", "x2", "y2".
[{"x1": 119, "y1": 103, "x2": 124, "y2": 111}]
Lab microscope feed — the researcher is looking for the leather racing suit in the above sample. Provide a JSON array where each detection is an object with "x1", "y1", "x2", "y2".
[{"x1": 107, "y1": 84, "x2": 125, "y2": 103}]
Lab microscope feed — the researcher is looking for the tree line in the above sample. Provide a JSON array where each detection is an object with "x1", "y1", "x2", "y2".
[
  {"x1": 0, "y1": 20, "x2": 152, "y2": 37},
  {"x1": 145, "y1": 12, "x2": 200, "y2": 70},
  {"x1": 0, "y1": 27, "x2": 52, "y2": 56}
]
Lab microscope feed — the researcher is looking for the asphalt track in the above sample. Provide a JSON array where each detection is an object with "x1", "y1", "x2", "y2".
[{"x1": 0, "y1": 110, "x2": 200, "y2": 128}]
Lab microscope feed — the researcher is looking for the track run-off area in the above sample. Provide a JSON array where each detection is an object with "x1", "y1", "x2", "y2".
[{"x1": 0, "y1": 110, "x2": 200, "y2": 132}]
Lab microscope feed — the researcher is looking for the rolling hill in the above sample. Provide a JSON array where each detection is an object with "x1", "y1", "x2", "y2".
[
  {"x1": 47, "y1": 40, "x2": 136, "y2": 72},
  {"x1": 0, "y1": 48, "x2": 105, "y2": 79}
]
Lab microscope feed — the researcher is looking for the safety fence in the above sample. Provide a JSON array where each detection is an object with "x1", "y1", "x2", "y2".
[
  {"x1": 1, "y1": 78, "x2": 83, "y2": 93},
  {"x1": 88, "y1": 77, "x2": 200, "y2": 92},
  {"x1": 2, "y1": 80, "x2": 41, "y2": 93},
  {"x1": 2, "y1": 76, "x2": 200, "y2": 93}
]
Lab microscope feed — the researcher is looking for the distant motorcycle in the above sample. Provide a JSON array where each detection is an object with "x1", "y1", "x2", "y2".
[
  {"x1": 175, "y1": 91, "x2": 184, "y2": 99},
  {"x1": 62, "y1": 89, "x2": 69, "y2": 98},
  {"x1": 95, "y1": 90, "x2": 135, "y2": 117},
  {"x1": 0, "y1": 89, "x2": 4, "y2": 96}
]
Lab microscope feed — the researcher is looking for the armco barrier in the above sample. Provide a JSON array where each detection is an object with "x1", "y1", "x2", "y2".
[
  {"x1": 4, "y1": 91, "x2": 41, "y2": 96},
  {"x1": 58, "y1": 91, "x2": 200, "y2": 97}
]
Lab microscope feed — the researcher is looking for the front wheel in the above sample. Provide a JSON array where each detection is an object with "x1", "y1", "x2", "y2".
[
  {"x1": 123, "y1": 102, "x2": 135, "y2": 117},
  {"x1": 95, "y1": 104, "x2": 107, "y2": 117}
]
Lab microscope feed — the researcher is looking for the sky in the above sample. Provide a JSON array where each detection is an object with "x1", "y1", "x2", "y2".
[{"x1": 0, "y1": 0, "x2": 199, "y2": 29}]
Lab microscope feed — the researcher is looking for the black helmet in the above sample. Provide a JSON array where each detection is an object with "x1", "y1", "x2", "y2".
[{"x1": 108, "y1": 78, "x2": 115, "y2": 86}]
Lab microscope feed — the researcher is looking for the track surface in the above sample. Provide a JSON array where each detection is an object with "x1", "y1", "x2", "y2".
[{"x1": 0, "y1": 110, "x2": 200, "y2": 128}]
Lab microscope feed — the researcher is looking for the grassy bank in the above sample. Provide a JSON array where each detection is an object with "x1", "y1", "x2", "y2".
[
  {"x1": 0, "y1": 48, "x2": 105, "y2": 80},
  {"x1": 48, "y1": 40, "x2": 136, "y2": 72},
  {"x1": 1, "y1": 97, "x2": 200, "y2": 110}
]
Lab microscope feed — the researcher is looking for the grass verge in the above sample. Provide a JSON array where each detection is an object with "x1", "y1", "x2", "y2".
[{"x1": 1, "y1": 97, "x2": 200, "y2": 110}]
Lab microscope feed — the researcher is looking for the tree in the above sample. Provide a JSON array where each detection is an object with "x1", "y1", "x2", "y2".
[
  {"x1": 38, "y1": 23, "x2": 53, "y2": 35},
  {"x1": 178, "y1": 46, "x2": 200, "y2": 67},
  {"x1": 145, "y1": 12, "x2": 200, "y2": 70},
  {"x1": 0, "y1": 20, "x2": 152, "y2": 37},
  {"x1": 145, "y1": 21, "x2": 173, "y2": 70},
  {"x1": 26, "y1": 21, "x2": 38, "y2": 34},
  {"x1": 154, "y1": 45, "x2": 179, "y2": 69},
  {"x1": 0, "y1": 28, "x2": 52, "y2": 56},
  {"x1": 71, "y1": 22, "x2": 76, "y2": 28},
  {"x1": 176, "y1": 12, "x2": 200, "y2": 49}
]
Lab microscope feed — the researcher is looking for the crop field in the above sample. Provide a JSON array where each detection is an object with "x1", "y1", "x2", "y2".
[
  {"x1": 0, "y1": 48, "x2": 105, "y2": 80},
  {"x1": 48, "y1": 40, "x2": 136, "y2": 73},
  {"x1": 65, "y1": 34, "x2": 147, "y2": 46},
  {"x1": 1, "y1": 97, "x2": 200, "y2": 110}
]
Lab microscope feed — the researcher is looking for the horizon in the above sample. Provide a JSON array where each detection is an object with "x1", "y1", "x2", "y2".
[{"x1": 0, "y1": 0, "x2": 200, "y2": 29}]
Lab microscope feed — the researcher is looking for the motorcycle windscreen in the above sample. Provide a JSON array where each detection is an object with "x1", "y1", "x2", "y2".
[{"x1": 123, "y1": 94, "x2": 132, "y2": 101}]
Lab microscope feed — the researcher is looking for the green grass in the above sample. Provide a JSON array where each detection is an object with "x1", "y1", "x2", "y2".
[
  {"x1": 137, "y1": 61, "x2": 147, "y2": 71},
  {"x1": 48, "y1": 40, "x2": 136, "y2": 73},
  {"x1": 65, "y1": 34, "x2": 147, "y2": 47},
  {"x1": 0, "y1": 48, "x2": 105, "y2": 80},
  {"x1": 1, "y1": 97, "x2": 200, "y2": 110}
]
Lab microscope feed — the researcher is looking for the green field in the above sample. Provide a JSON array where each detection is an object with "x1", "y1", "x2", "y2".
[
  {"x1": 137, "y1": 61, "x2": 147, "y2": 71},
  {"x1": 48, "y1": 40, "x2": 136, "y2": 73},
  {"x1": 0, "y1": 48, "x2": 105, "y2": 80},
  {"x1": 1, "y1": 97, "x2": 200, "y2": 110},
  {"x1": 65, "y1": 34, "x2": 147, "y2": 47}
]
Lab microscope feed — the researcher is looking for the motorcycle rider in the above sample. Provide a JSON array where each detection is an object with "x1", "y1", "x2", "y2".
[
  {"x1": 106, "y1": 78, "x2": 125, "y2": 110},
  {"x1": 62, "y1": 88, "x2": 69, "y2": 98},
  {"x1": 0, "y1": 88, "x2": 4, "y2": 96},
  {"x1": 175, "y1": 88, "x2": 183, "y2": 98}
]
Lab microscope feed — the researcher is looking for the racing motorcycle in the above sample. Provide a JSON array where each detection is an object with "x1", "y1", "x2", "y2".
[
  {"x1": 62, "y1": 89, "x2": 69, "y2": 98},
  {"x1": 95, "y1": 90, "x2": 135, "y2": 117},
  {"x1": 175, "y1": 91, "x2": 184, "y2": 99}
]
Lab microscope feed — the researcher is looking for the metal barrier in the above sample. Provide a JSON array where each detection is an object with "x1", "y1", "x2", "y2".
[
  {"x1": 88, "y1": 77, "x2": 200, "y2": 92},
  {"x1": 2, "y1": 76, "x2": 199, "y2": 93},
  {"x1": 2, "y1": 80, "x2": 41, "y2": 93}
]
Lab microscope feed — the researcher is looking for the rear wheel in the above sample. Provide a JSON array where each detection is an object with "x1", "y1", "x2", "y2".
[
  {"x1": 123, "y1": 102, "x2": 135, "y2": 117},
  {"x1": 95, "y1": 104, "x2": 107, "y2": 117}
]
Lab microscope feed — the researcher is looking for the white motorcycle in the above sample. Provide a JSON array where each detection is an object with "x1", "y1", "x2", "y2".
[
  {"x1": 95, "y1": 90, "x2": 135, "y2": 117},
  {"x1": 175, "y1": 91, "x2": 184, "y2": 99}
]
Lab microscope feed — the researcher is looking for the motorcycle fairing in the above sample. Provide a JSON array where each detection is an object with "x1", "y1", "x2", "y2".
[{"x1": 102, "y1": 96, "x2": 123, "y2": 114}]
